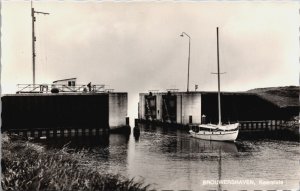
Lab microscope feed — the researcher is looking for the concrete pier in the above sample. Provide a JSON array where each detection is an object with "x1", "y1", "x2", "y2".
[{"x1": 138, "y1": 91, "x2": 297, "y2": 127}]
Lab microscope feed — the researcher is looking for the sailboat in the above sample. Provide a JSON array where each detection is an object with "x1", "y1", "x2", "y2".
[{"x1": 189, "y1": 27, "x2": 239, "y2": 142}]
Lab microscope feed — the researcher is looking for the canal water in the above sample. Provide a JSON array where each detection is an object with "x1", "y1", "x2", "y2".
[{"x1": 35, "y1": 124, "x2": 300, "y2": 191}]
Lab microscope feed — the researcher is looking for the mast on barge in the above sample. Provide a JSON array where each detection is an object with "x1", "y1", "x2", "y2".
[{"x1": 31, "y1": 1, "x2": 49, "y2": 85}]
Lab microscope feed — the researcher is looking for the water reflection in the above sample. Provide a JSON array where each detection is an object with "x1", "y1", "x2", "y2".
[
  {"x1": 35, "y1": 133, "x2": 130, "y2": 150},
  {"x1": 134, "y1": 124, "x2": 299, "y2": 190},
  {"x1": 34, "y1": 124, "x2": 300, "y2": 191},
  {"x1": 139, "y1": 123, "x2": 240, "y2": 154}
]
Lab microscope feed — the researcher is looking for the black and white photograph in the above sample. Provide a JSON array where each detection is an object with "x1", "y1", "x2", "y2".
[{"x1": 1, "y1": 1, "x2": 299, "y2": 191}]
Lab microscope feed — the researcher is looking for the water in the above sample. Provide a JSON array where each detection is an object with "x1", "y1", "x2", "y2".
[{"x1": 36, "y1": 124, "x2": 300, "y2": 191}]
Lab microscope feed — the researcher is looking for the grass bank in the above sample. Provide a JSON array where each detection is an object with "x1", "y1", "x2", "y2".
[{"x1": 1, "y1": 134, "x2": 150, "y2": 191}]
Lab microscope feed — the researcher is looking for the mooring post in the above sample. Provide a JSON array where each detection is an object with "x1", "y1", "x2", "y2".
[
  {"x1": 57, "y1": 129, "x2": 61, "y2": 137},
  {"x1": 259, "y1": 122, "x2": 262, "y2": 130},
  {"x1": 61, "y1": 128, "x2": 64, "y2": 137},
  {"x1": 67, "y1": 129, "x2": 71, "y2": 137},
  {"x1": 189, "y1": 115, "x2": 192, "y2": 124},
  {"x1": 126, "y1": 117, "x2": 130, "y2": 126},
  {"x1": 27, "y1": 131, "x2": 31, "y2": 137},
  {"x1": 94, "y1": 128, "x2": 99, "y2": 136},
  {"x1": 45, "y1": 130, "x2": 50, "y2": 138},
  {"x1": 53, "y1": 129, "x2": 57, "y2": 137},
  {"x1": 84, "y1": 128, "x2": 88, "y2": 136}
]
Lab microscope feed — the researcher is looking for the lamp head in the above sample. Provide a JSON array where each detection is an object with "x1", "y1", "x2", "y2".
[{"x1": 180, "y1": 33, "x2": 184, "y2": 37}]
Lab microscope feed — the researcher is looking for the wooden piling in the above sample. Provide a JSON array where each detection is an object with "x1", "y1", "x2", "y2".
[{"x1": 189, "y1": 116, "x2": 193, "y2": 124}]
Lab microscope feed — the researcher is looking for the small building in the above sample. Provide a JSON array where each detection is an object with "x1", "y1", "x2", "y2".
[
  {"x1": 53, "y1": 78, "x2": 77, "y2": 87},
  {"x1": 138, "y1": 89, "x2": 298, "y2": 125},
  {"x1": 52, "y1": 78, "x2": 77, "y2": 92}
]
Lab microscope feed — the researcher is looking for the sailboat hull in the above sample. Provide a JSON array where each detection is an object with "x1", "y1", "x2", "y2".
[{"x1": 189, "y1": 123, "x2": 239, "y2": 142}]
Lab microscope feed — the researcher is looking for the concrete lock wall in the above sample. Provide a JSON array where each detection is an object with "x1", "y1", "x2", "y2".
[
  {"x1": 108, "y1": 93, "x2": 128, "y2": 129},
  {"x1": 138, "y1": 91, "x2": 295, "y2": 125},
  {"x1": 156, "y1": 94, "x2": 163, "y2": 120},
  {"x1": 138, "y1": 94, "x2": 145, "y2": 120},
  {"x1": 139, "y1": 93, "x2": 162, "y2": 120},
  {"x1": 138, "y1": 92, "x2": 202, "y2": 124},
  {"x1": 1, "y1": 94, "x2": 110, "y2": 130},
  {"x1": 2, "y1": 93, "x2": 128, "y2": 131},
  {"x1": 141, "y1": 94, "x2": 158, "y2": 120},
  {"x1": 178, "y1": 93, "x2": 201, "y2": 124},
  {"x1": 162, "y1": 94, "x2": 177, "y2": 122},
  {"x1": 176, "y1": 95, "x2": 182, "y2": 124}
]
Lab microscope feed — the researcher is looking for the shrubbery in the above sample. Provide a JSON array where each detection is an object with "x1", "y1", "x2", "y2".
[{"x1": 1, "y1": 134, "x2": 150, "y2": 191}]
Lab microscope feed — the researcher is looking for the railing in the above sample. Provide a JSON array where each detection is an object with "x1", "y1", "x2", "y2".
[
  {"x1": 239, "y1": 120, "x2": 295, "y2": 131},
  {"x1": 166, "y1": 89, "x2": 179, "y2": 92},
  {"x1": 16, "y1": 84, "x2": 113, "y2": 94}
]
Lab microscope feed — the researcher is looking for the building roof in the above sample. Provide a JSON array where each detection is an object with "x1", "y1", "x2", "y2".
[{"x1": 53, "y1": 78, "x2": 77, "y2": 83}]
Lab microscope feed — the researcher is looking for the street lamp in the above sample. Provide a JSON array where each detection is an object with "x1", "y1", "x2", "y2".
[{"x1": 180, "y1": 32, "x2": 191, "y2": 92}]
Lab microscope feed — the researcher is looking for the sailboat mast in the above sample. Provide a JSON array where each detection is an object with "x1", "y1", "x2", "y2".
[{"x1": 217, "y1": 27, "x2": 221, "y2": 126}]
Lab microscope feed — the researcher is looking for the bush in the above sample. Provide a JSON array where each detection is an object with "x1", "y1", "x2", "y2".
[{"x1": 1, "y1": 134, "x2": 150, "y2": 191}]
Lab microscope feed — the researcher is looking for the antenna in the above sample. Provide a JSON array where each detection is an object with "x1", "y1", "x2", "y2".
[{"x1": 31, "y1": 1, "x2": 49, "y2": 85}]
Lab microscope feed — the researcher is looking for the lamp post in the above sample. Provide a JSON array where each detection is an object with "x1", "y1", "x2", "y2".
[{"x1": 180, "y1": 32, "x2": 191, "y2": 92}]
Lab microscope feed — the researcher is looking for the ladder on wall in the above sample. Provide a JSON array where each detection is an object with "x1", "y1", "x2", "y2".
[
  {"x1": 145, "y1": 99, "x2": 152, "y2": 120},
  {"x1": 163, "y1": 99, "x2": 171, "y2": 122}
]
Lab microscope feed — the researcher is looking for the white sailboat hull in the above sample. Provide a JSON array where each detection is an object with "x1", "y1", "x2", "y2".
[
  {"x1": 199, "y1": 123, "x2": 239, "y2": 131},
  {"x1": 189, "y1": 123, "x2": 239, "y2": 142}
]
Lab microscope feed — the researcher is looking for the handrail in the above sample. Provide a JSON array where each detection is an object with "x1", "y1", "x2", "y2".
[
  {"x1": 16, "y1": 83, "x2": 110, "y2": 94},
  {"x1": 18, "y1": 84, "x2": 31, "y2": 92}
]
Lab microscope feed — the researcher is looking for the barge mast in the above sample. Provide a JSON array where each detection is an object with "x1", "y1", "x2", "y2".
[{"x1": 31, "y1": 1, "x2": 49, "y2": 85}]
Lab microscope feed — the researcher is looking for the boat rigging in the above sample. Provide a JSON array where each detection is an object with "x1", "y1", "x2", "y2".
[{"x1": 189, "y1": 27, "x2": 239, "y2": 142}]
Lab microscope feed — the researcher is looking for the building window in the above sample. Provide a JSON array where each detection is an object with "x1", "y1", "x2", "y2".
[{"x1": 68, "y1": 81, "x2": 75, "y2": 86}]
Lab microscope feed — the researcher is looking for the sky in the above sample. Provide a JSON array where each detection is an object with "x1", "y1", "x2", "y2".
[{"x1": 1, "y1": 1, "x2": 299, "y2": 120}]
